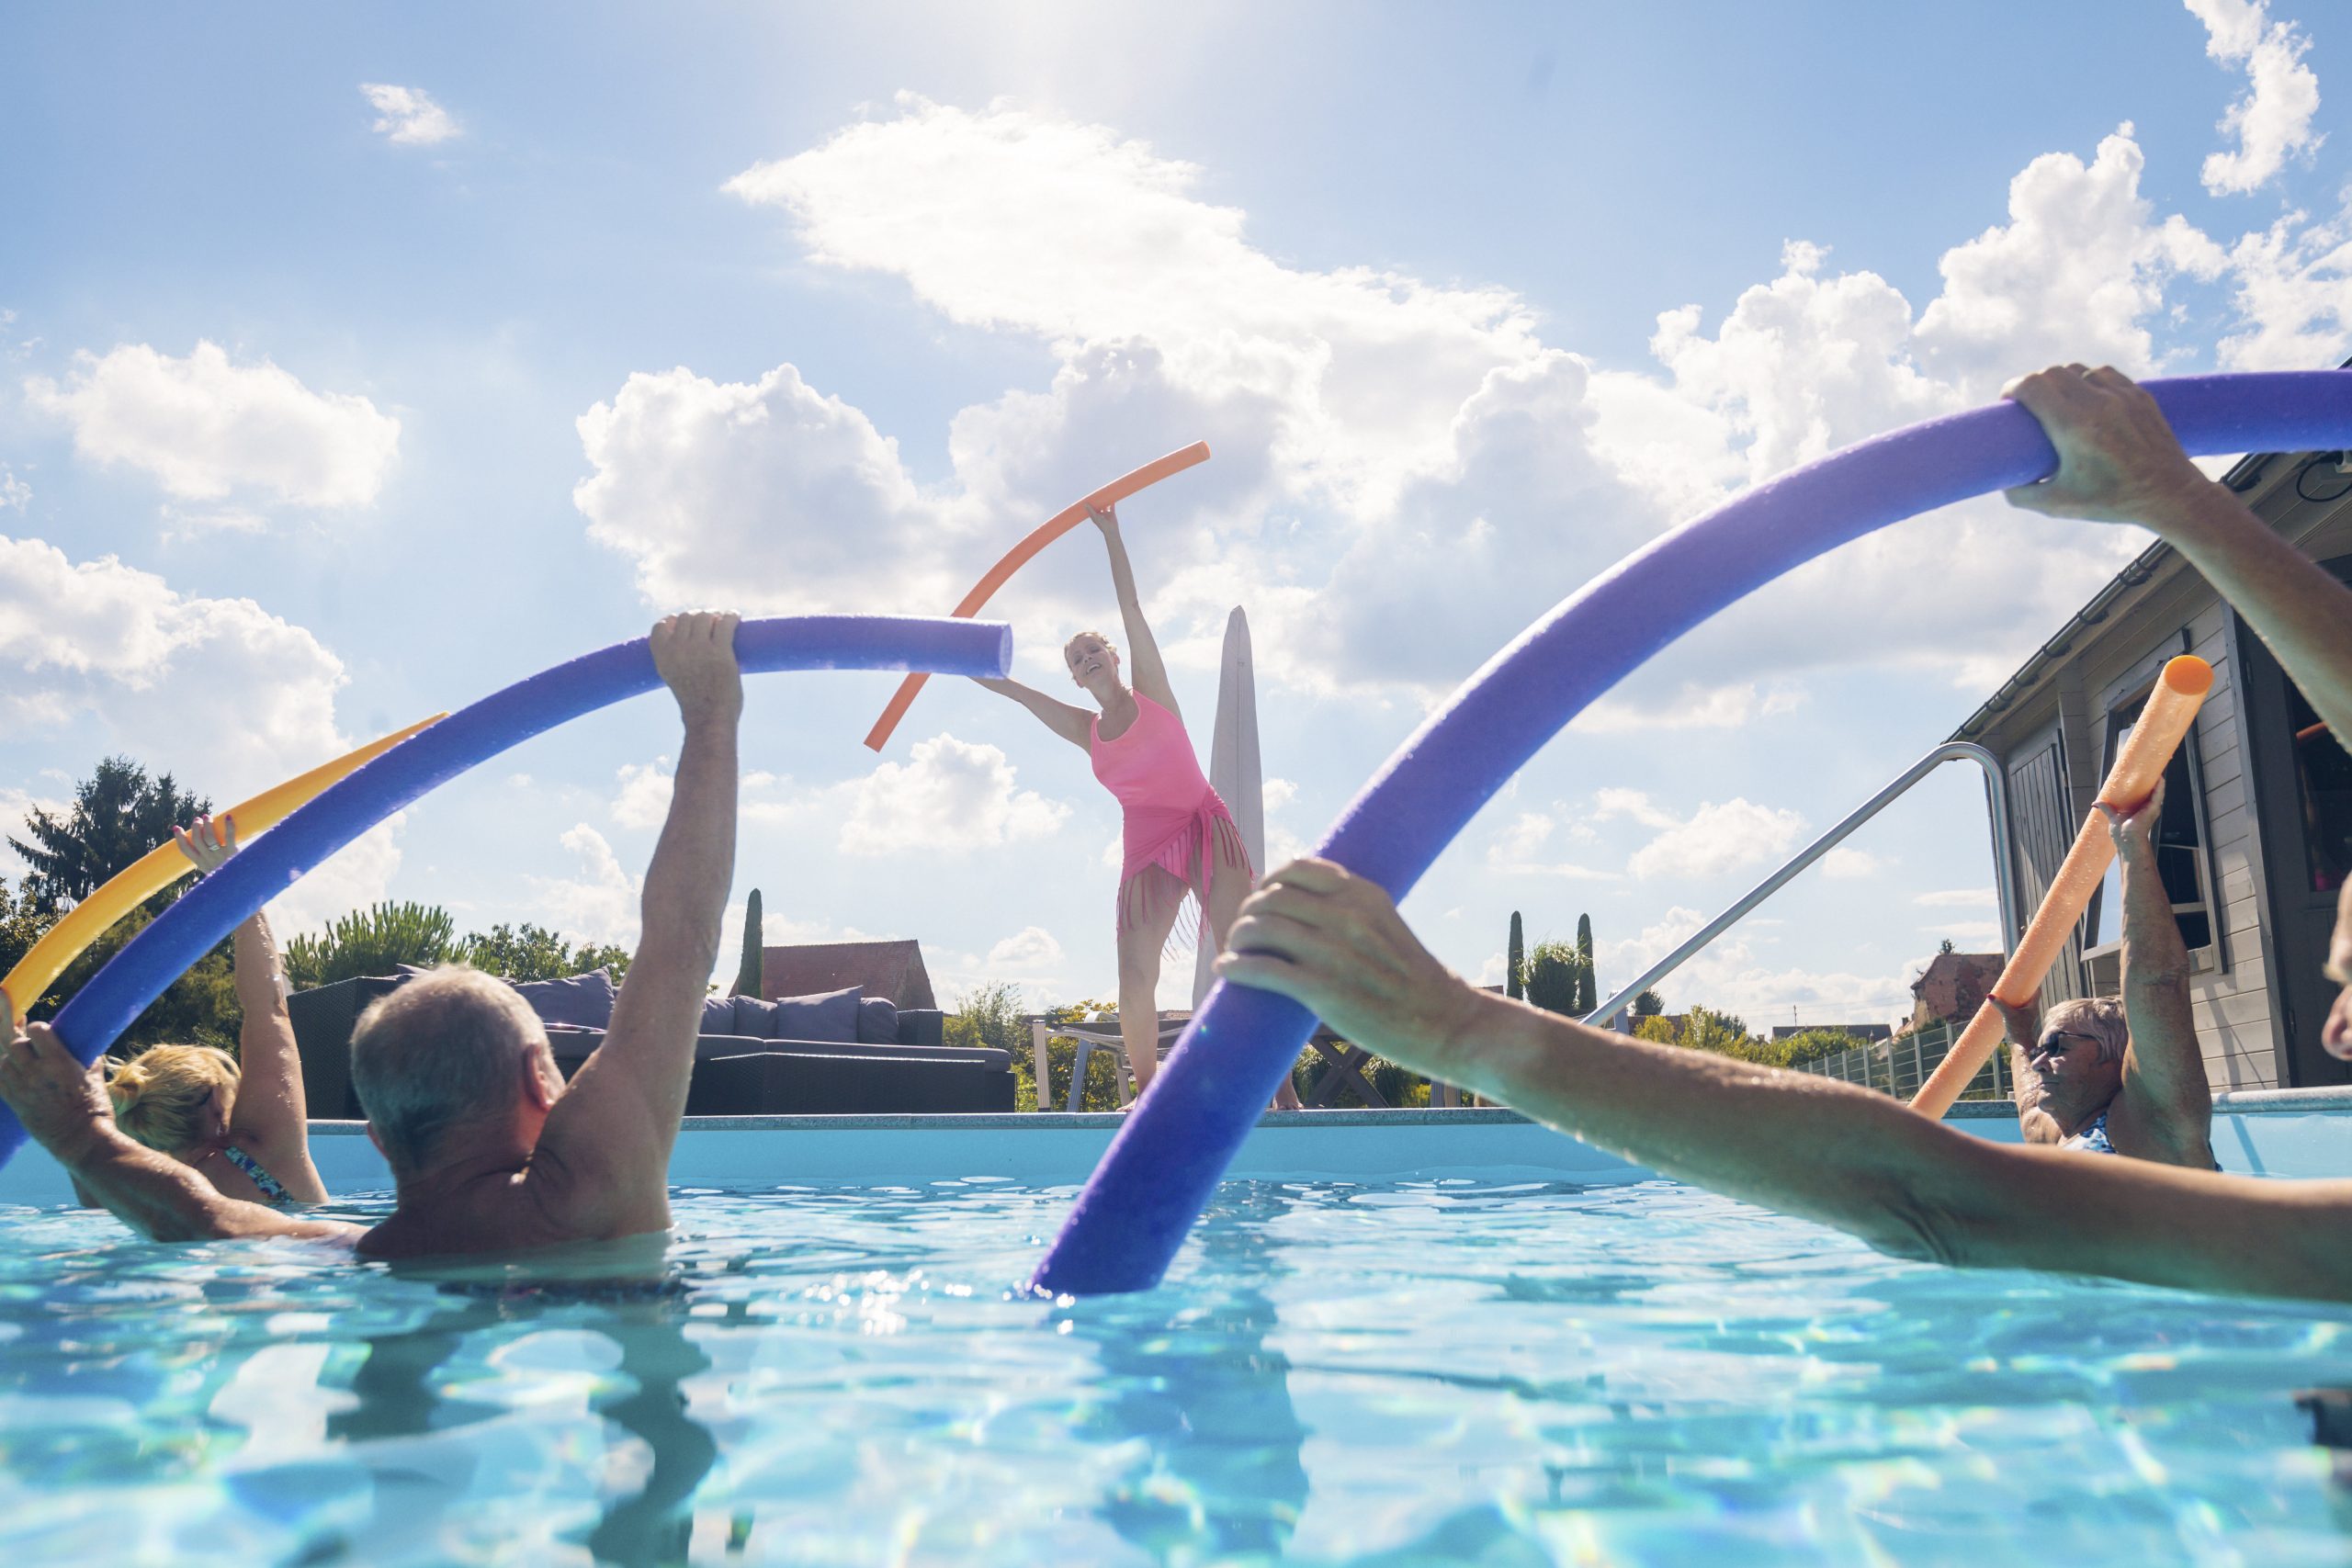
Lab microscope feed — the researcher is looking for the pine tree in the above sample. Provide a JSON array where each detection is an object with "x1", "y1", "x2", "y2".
[
  {"x1": 1506, "y1": 911, "x2": 1524, "y2": 1001},
  {"x1": 1574, "y1": 913, "x2": 1596, "y2": 1015},
  {"x1": 10, "y1": 757, "x2": 210, "y2": 914},
  {"x1": 733, "y1": 889, "x2": 764, "y2": 998}
]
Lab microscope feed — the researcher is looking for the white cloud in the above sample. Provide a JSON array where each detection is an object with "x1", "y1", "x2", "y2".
[
  {"x1": 25, "y1": 342, "x2": 400, "y2": 510},
  {"x1": 1483, "y1": 809, "x2": 1615, "y2": 880},
  {"x1": 0, "y1": 534, "x2": 349, "y2": 793},
  {"x1": 1262, "y1": 777, "x2": 1299, "y2": 810},
  {"x1": 1576, "y1": 682, "x2": 1807, "y2": 733},
  {"x1": 728, "y1": 95, "x2": 1541, "y2": 519},
  {"x1": 0, "y1": 465, "x2": 27, "y2": 512},
  {"x1": 1818, "y1": 847, "x2": 1884, "y2": 880},
  {"x1": 1914, "y1": 886, "x2": 1995, "y2": 908},
  {"x1": 987, "y1": 926, "x2": 1065, "y2": 971},
  {"x1": 836, "y1": 733, "x2": 1070, "y2": 856},
  {"x1": 526, "y1": 824, "x2": 641, "y2": 948},
  {"x1": 1620, "y1": 795, "x2": 1807, "y2": 882},
  {"x1": 1920, "y1": 919, "x2": 2003, "y2": 947},
  {"x1": 611, "y1": 759, "x2": 673, "y2": 830},
  {"x1": 360, "y1": 84, "x2": 459, "y2": 146},
  {"x1": 2217, "y1": 206, "x2": 2352, "y2": 369},
  {"x1": 2186, "y1": 0, "x2": 2323, "y2": 194},
  {"x1": 573, "y1": 362, "x2": 949, "y2": 613}
]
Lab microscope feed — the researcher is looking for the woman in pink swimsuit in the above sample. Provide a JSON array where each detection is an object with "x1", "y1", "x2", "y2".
[{"x1": 973, "y1": 502, "x2": 1303, "y2": 1110}]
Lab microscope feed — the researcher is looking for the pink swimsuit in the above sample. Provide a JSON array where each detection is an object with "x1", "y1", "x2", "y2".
[{"x1": 1091, "y1": 692, "x2": 1251, "y2": 953}]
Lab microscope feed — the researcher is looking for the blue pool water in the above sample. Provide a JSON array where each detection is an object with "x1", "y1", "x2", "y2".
[{"x1": 2, "y1": 1176, "x2": 2349, "y2": 1566}]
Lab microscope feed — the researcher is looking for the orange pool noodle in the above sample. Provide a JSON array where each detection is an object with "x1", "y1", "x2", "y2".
[
  {"x1": 2, "y1": 714, "x2": 444, "y2": 1022},
  {"x1": 1909, "y1": 655, "x2": 2212, "y2": 1119},
  {"x1": 862, "y1": 443, "x2": 1212, "y2": 751}
]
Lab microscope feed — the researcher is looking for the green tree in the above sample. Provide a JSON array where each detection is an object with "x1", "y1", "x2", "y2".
[
  {"x1": 1771, "y1": 1027, "x2": 1877, "y2": 1068},
  {"x1": 458, "y1": 922, "x2": 630, "y2": 982},
  {"x1": 284, "y1": 901, "x2": 461, "y2": 989},
  {"x1": 1522, "y1": 939, "x2": 1583, "y2": 1015},
  {"x1": 732, "y1": 889, "x2": 763, "y2": 998},
  {"x1": 9, "y1": 757, "x2": 210, "y2": 914},
  {"x1": 1505, "y1": 911, "x2": 1524, "y2": 1001},
  {"x1": 1634, "y1": 1014, "x2": 1677, "y2": 1045},
  {"x1": 1574, "y1": 913, "x2": 1596, "y2": 1015},
  {"x1": 1632, "y1": 989, "x2": 1664, "y2": 1018},
  {"x1": 1679, "y1": 1005, "x2": 1753, "y2": 1056}
]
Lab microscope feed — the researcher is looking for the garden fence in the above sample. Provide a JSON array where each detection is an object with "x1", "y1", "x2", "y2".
[{"x1": 1791, "y1": 1018, "x2": 2011, "y2": 1102}]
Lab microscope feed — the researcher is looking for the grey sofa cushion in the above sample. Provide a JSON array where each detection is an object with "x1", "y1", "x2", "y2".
[
  {"x1": 734, "y1": 986, "x2": 860, "y2": 1043},
  {"x1": 855, "y1": 995, "x2": 899, "y2": 1044},
  {"x1": 512, "y1": 968, "x2": 617, "y2": 1030},
  {"x1": 700, "y1": 994, "x2": 740, "y2": 1034}
]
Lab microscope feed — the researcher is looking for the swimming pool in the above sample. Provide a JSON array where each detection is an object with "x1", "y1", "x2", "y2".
[{"x1": 5, "y1": 1156, "x2": 2351, "y2": 1566}]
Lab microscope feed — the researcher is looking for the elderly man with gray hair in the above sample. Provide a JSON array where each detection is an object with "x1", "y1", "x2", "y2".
[
  {"x1": 1993, "y1": 777, "x2": 2217, "y2": 1170},
  {"x1": 0, "y1": 610, "x2": 743, "y2": 1258}
]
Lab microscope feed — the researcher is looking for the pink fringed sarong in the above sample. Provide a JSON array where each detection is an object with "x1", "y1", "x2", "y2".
[{"x1": 1091, "y1": 693, "x2": 1253, "y2": 955}]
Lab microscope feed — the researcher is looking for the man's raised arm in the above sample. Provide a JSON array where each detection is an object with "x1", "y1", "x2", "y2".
[
  {"x1": 1217, "y1": 860, "x2": 2352, "y2": 1306},
  {"x1": 531, "y1": 612, "x2": 741, "y2": 1237},
  {"x1": 0, "y1": 1020, "x2": 355, "y2": 1245},
  {"x1": 2005, "y1": 365, "x2": 2352, "y2": 745}
]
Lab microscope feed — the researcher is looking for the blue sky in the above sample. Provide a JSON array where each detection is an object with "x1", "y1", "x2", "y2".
[{"x1": 2, "y1": 1, "x2": 2345, "y2": 1027}]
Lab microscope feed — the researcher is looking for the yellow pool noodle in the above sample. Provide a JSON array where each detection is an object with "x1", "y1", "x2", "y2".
[
  {"x1": 1908, "y1": 655, "x2": 2212, "y2": 1119},
  {"x1": 3, "y1": 714, "x2": 444, "y2": 1022}
]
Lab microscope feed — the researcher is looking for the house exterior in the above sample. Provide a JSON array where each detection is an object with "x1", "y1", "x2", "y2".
[
  {"x1": 1905, "y1": 952, "x2": 2004, "y2": 1033},
  {"x1": 1952, "y1": 442, "x2": 2352, "y2": 1090}
]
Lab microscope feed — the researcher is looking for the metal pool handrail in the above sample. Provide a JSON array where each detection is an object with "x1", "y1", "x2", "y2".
[{"x1": 1584, "y1": 740, "x2": 2018, "y2": 1030}]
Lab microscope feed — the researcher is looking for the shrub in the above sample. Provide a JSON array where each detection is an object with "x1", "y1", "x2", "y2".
[{"x1": 286, "y1": 901, "x2": 459, "y2": 989}]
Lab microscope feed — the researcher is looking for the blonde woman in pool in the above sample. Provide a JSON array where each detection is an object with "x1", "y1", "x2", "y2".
[
  {"x1": 969, "y1": 501, "x2": 1303, "y2": 1111},
  {"x1": 88, "y1": 815, "x2": 325, "y2": 1208}
]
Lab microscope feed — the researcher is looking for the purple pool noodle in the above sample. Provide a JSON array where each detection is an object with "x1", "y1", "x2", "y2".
[
  {"x1": 1032, "y1": 369, "x2": 2352, "y2": 1296},
  {"x1": 0, "y1": 615, "x2": 1010, "y2": 1169}
]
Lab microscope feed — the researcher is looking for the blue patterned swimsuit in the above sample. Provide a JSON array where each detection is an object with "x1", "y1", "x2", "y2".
[
  {"x1": 220, "y1": 1144, "x2": 295, "y2": 1207},
  {"x1": 2060, "y1": 1109, "x2": 2118, "y2": 1156}
]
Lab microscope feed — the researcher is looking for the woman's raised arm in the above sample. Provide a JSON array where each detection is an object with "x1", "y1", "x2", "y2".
[
  {"x1": 1091, "y1": 502, "x2": 1180, "y2": 718},
  {"x1": 175, "y1": 817, "x2": 326, "y2": 1202},
  {"x1": 971, "y1": 676, "x2": 1094, "y2": 750}
]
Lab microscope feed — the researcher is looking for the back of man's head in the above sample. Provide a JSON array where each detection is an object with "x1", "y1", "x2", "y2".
[{"x1": 351, "y1": 966, "x2": 548, "y2": 1173}]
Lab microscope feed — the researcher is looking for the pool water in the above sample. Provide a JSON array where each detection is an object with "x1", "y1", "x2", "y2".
[{"x1": 2, "y1": 1177, "x2": 2349, "y2": 1567}]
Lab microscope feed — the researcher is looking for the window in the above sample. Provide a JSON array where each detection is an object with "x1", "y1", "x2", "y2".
[
  {"x1": 2080, "y1": 691, "x2": 2215, "y2": 960},
  {"x1": 2282, "y1": 680, "x2": 2352, "y2": 894}
]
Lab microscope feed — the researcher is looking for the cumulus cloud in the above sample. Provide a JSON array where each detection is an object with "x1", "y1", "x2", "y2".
[
  {"x1": 526, "y1": 825, "x2": 642, "y2": 947},
  {"x1": 1602, "y1": 790, "x2": 1807, "y2": 882},
  {"x1": 2218, "y1": 207, "x2": 2352, "y2": 369},
  {"x1": 573, "y1": 362, "x2": 952, "y2": 613},
  {"x1": 360, "y1": 84, "x2": 459, "y2": 146},
  {"x1": 25, "y1": 342, "x2": 400, "y2": 511},
  {"x1": 836, "y1": 733, "x2": 1069, "y2": 856},
  {"x1": 1818, "y1": 847, "x2": 1884, "y2": 880},
  {"x1": 0, "y1": 534, "x2": 350, "y2": 792},
  {"x1": 988, "y1": 926, "x2": 1065, "y2": 970},
  {"x1": 0, "y1": 465, "x2": 27, "y2": 512},
  {"x1": 728, "y1": 95, "x2": 1541, "y2": 519},
  {"x1": 2186, "y1": 0, "x2": 2323, "y2": 194},
  {"x1": 1914, "y1": 886, "x2": 1996, "y2": 908},
  {"x1": 611, "y1": 759, "x2": 673, "y2": 830}
]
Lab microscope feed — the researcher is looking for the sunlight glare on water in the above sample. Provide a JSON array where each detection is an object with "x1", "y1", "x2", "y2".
[{"x1": 0, "y1": 1178, "x2": 2348, "y2": 1566}]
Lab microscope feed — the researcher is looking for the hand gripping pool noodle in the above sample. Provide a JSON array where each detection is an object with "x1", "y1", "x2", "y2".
[
  {"x1": 1908, "y1": 655, "x2": 2212, "y2": 1119},
  {"x1": 862, "y1": 443, "x2": 1212, "y2": 752},
  {"x1": 0, "y1": 615, "x2": 1012, "y2": 1171},
  {"x1": 1, "y1": 715, "x2": 447, "y2": 1024},
  {"x1": 1031, "y1": 369, "x2": 2352, "y2": 1298}
]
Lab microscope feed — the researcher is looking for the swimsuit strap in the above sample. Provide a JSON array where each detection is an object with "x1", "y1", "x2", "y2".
[
  {"x1": 2059, "y1": 1107, "x2": 2117, "y2": 1156},
  {"x1": 220, "y1": 1142, "x2": 295, "y2": 1207}
]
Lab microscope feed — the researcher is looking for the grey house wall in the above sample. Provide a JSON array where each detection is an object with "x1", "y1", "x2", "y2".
[{"x1": 1957, "y1": 453, "x2": 2352, "y2": 1092}]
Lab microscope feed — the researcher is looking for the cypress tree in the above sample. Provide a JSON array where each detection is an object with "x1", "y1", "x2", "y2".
[
  {"x1": 1574, "y1": 912, "x2": 1596, "y2": 1015},
  {"x1": 733, "y1": 888, "x2": 764, "y2": 998},
  {"x1": 1506, "y1": 911, "x2": 1524, "y2": 1000}
]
